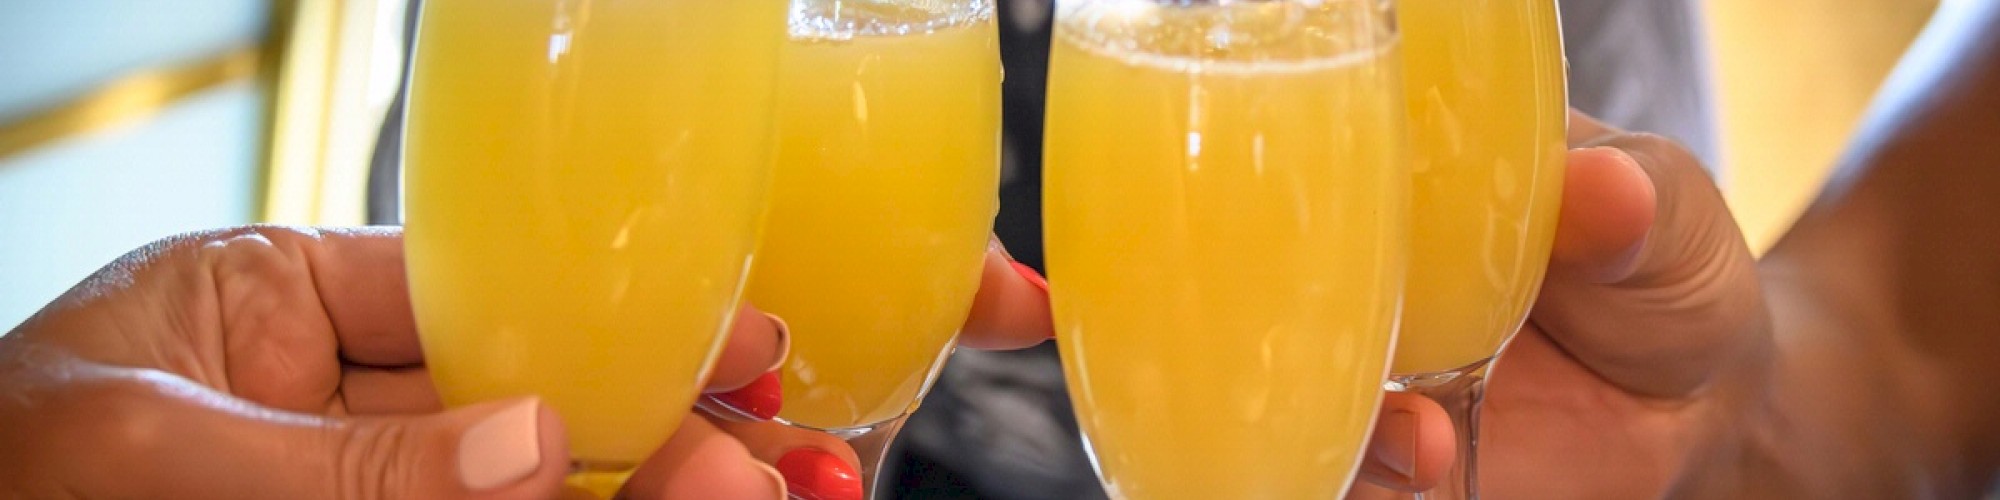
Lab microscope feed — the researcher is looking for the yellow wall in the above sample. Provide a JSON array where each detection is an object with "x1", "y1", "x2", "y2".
[
  {"x1": 262, "y1": 0, "x2": 408, "y2": 226},
  {"x1": 1705, "y1": 0, "x2": 1937, "y2": 252}
]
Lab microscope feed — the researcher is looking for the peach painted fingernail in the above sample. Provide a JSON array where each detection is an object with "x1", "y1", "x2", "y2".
[
  {"x1": 763, "y1": 312, "x2": 791, "y2": 374},
  {"x1": 706, "y1": 371, "x2": 782, "y2": 421},
  {"x1": 1010, "y1": 261, "x2": 1048, "y2": 293},
  {"x1": 776, "y1": 448, "x2": 862, "y2": 500},
  {"x1": 458, "y1": 399, "x2": 544, "y2": 491}
]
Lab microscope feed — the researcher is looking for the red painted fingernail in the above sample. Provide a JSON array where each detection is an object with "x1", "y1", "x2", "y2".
[
  {"x1": 1010, "y1": 261, "x2": 1048, "y2": 293},
  {"x1": 706, "y1": 371, "x2": 781, "y2": 421},
  {"x1": 776, "y1": 448, "x2": 863, "y2": 500}
]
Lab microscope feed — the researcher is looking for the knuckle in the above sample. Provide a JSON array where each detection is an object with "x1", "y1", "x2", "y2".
[
  {"x1": 133, "y1": 225, "x2": 321, "y2": 267},
  {"x1": 66, "y1": 225, "x2": 325, "y2": 305},
  {"x1": 193, "y1": 226, "x2": 340, "y2": 407},
  {"x1": 195, "y1": 227, "x2": 293, "y2": 274},
  {"x1": 1608, "y1": 133, "x2": 1711, "y2": 182},
  {"x1": 331, "y1": 420, "x2": 424, "y2": 500}
]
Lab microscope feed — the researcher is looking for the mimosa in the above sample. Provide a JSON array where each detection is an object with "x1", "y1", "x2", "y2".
[
  {"x1": 1044, "y1": 1, "x2": 1406, "y2": 497},
  {"x1": 1394, "y1": 0, "x2": 1568, "y2": 375},
  {"x1": 748, "y1": 1, "x2": 1002, "y2": 430},
  {"x1": 404, "y1": 0, "x2": 786, "y2": 464}
]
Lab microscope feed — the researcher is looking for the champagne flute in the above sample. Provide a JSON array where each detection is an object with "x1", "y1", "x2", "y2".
[
  {"x1": 1388, "y1": 0, "x2": 1568, "y2": 497},
  {"x1": 699, "y1": 0, "x2": 1002, "y2": 495},
  {"x1": 401, "y1": 1, "x2": 788, "y2": 497},
  {"x1": 1042, "y1": 0, "x2": 1408, "y2": 497}
]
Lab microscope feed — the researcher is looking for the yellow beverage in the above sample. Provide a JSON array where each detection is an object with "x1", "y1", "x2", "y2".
[
  {"x1": 747, "y1": 1, "x2": 1001, "y2": 430},
  {"x1": 1393, "y1": 0, "x2": 1568, "y2": 375},
  {"x1": 403, "y1": 0, "x2": 786, "y2": 464},
  {"x1": 1043, "y1": 2, "x2": 1405, "y2": 497}
]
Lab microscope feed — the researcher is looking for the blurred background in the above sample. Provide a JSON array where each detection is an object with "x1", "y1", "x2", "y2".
[{"x1": 0, "y1": 0, "x2": 1944, "y2": 328}]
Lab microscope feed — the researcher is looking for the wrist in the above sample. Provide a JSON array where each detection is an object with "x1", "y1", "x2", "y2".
[{"x1": 1741, "y1": 270, "x2": 1983, "y2": 497}]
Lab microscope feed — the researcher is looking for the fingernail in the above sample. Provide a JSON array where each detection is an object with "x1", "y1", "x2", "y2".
[
  {"x1": 763, "y1": 312, "x2": 791, "y2": 374},
  {"x1": 1372, "y1": 409, "x2": 1419, "y2": 480},
  {"x1": 707, "y1": 371, "x2": 783, "y2": 421},
  {"x1": 755, "y1": 460, "x2": 789, "y2": 499},
  {"x1": 776, "y1": 448, "x2": 863, "y2": 500},
  {"x1": 1010, "y1": 260, "x2": 1048, "y2": 293},
  {"x1": 458, "y1": 398, "x2": 544, "y2": 491}
]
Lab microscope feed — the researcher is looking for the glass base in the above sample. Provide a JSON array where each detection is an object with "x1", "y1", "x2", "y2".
[
  {"x1": 847, "y1": 415, "x2": 909, "y2": 499},
  {"x1": 696, "y1": 394, "x2": 901, "y2": 439},
  {"x1": 1385, "y1": 356, "x2": 1492, "y2": 392},
  {"x1": 560, "y1": 461, "x2": 636, "y2": 499},
  {"x1": 694, "y1": 337, "x2": 956, "y2": 499},
  {"x1": 1388, "y1": 359, "x2": 1488, "y2": 500},
  {"x1": 788, "y1": 414, "x2": 902, "y2": 440},
  {"x1": 695, "y1": 397, "x2": 909, "y2": 500}
]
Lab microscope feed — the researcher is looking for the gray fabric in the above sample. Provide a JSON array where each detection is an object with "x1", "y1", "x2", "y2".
[
  {"x1": 1561, "y1": 0, "x2": 1723, "y2": 170},
  {"x1": 900, "y1": 345, "x2": 1107, "y2": 499}
]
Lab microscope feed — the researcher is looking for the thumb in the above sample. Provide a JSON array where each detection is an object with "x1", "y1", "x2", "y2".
[
  {"x1": 1531, "y1": 133, "x2": 1769, "y2": 398},
  {"x1": 104, "y1": 383, "x2": 569, "y2": 500},
  {"x1": 329, "y1": 398, "x2": 571, "y2": 499}
]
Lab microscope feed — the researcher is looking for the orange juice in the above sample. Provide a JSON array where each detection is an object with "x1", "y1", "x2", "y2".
[
  {"x1": 403, "y1": 0, "x2": 786, "y2": 464},
  {"x1": 1043, "y1": 1, "x2": 1406, "y2": 497}
]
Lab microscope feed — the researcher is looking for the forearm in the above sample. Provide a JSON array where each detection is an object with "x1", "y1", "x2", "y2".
[
  {"x1": 1762, "y1": 0, "x2": 2000, "y2": 494},
  {"x1": 1726, "y1": 281, "x2": 1966, "y2": 498}
]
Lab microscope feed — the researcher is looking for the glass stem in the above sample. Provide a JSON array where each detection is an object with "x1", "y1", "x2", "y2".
[
  {"x1": 1412, "y1": 373, "x2": 1484, "y2": 500},
  {"x1": 845, "y1": 414, "x2": 910, "y2": 500},
  {"x1": 560, "y1": 463, "x2": 635, "y2": 499}
]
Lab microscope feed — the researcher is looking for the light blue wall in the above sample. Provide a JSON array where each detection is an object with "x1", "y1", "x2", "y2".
[
  {"x1": 0, "y1": 1, "x2": 269, "y2": 330},
  {"x1": 0, "y1": 1, "x2": 268, "y2": 119}
]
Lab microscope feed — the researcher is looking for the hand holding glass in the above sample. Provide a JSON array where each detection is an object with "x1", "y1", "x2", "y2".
[{"x1": 402, "y1": 1, "x2": 788, "y2": 495}]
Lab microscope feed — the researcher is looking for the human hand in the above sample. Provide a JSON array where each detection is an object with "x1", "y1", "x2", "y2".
[
  {"x1": 1352, "y1": 110, "x2": 1773, "y2": 498},
  {"x1": 1477, "y1": 111, "x2": 1773, "y2": 498},
  {"x1": 0, "y1": 226, "x2": 851, "y2": 499}
]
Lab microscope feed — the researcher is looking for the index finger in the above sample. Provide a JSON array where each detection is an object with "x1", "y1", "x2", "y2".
[
  {"x1": 290, "y1": 226, "x2": 427, "y2": 367},
  {"x1": 307, "y1": 227, "x2": 791, "y2": 387},
  {"x1": 1568, "y1": 108, "x2": 1625, "y2": 147},
  {"x1": 958, "y1": 237, "x2": 1054, "y2": 350}
]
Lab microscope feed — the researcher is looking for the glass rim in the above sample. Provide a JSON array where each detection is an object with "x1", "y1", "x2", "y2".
[
  {"x1": 1053, "y1": 0, "x2": 1399, "y2": 73},
  {"x1": 788, "y1": 0, "x2": 997, "y2": 40}
]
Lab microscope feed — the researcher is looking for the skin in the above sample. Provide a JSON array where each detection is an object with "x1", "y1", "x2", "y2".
[
  {"x1": 1361, "y1": 1, "x2": 2000, "y2": 497},
  {"x1": 13, "y1": 4, "x2": 1991, "y2": 497},
  {"x1": 0, "y1": 223, "x2": 1436, "y2": 498},
  {"x1": 0, "y1": 226, "x2": 809, "y2": 499}
]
